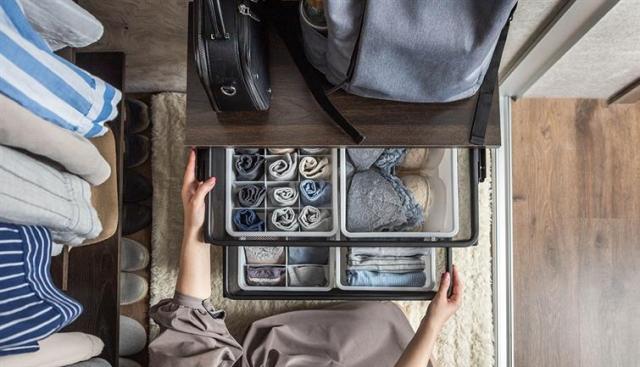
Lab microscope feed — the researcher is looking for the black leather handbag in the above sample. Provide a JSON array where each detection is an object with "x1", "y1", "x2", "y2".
[{"x1": 193, "y1": 0, "x2": 271, "y2": 111}]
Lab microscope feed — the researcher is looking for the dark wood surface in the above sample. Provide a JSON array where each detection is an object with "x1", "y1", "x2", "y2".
[
  {"x1": 512, "y1": 98, "x2": 640, "y2": 367},
  {"x1": 185, "y1": 15, "x2": 501, "y2": 148},
  {"x1": 52, "y1": 52, "x2": 125, "y2": 367}
]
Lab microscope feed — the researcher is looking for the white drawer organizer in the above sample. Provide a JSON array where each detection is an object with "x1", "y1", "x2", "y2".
[
  {"x1": 237, "y1": 246, "x2": 436, "y2": 292},
  {"x1": 225, "y1": 148, "x2": 339, "y2": 238},
  {"x1": 339, "y1": 148, "x2": 460, "y2": 238}
]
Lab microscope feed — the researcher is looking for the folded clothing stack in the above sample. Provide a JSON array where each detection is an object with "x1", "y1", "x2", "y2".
[
  {"x1": 243, "y1": 246, "x2": 329, "y2": 288},
  {"x1": 346, "y1": 247, "x2": 431, "y2": 287}
]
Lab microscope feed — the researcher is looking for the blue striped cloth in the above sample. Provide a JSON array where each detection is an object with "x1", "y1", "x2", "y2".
[
  {"x1": 0, "y1": 0, "x2": 121, "y2": 138},
  {"x1": 0, "y1": 223, "x2": 82, "y2": 356}
]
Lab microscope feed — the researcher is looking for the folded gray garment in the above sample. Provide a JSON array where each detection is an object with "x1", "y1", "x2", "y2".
[
  {"x1": 234, "y1": 154, "x2": 264, "y2": 181},
  {"x1": 269, "y1": 207, "x2": 299, "y2": 231},
  {"x1": 347, "y1": 255, "x2": 426, "y2": 273},
  {"x1": 0, "y1": 145, "x2": 102, "y2": 245},
  {"x1": 299, "y1": 156, "x2": 331, "y2": 179},
  {"x1": 288, "y1": 265, "x2": 328, "y2": 287},
  {"x1": 21, "y1": 0, "x2": 104, "y2": 50},
  {"x1": 0, "y1": 94, "x2": 110, "y2": 185},
  {"x1": 349, "y1": 247, "x2": 431, "y2": 257},
  {"x1": 244, "y1": 247, "x2": 285, "y2": 264},
  {"x1": 237, "y1": 184, "x2": 266, "y2": 207},
  {"x1": 268, "y1": 186, "x2": 299, "y2": 207},
  {"x1": 288, "y1": 247, "x2": 330, "y2": 264},
  {"x1": 300, "y1": 148, "x2": 329, "y2": 154},
  {"x1": 298, "y1": 206, "x2": 331, "y2": 232},
  {"x1": 347, "y1": 169, "x2": 424, "y2": 232},
  {"x1": 268, "y1": 153, "x2": 298, "y2": 181},
  {"x1": 246, "y1": 266, "x2": 286, "y2": 286},
  {"x1": 347, "y1": 148, "x2": 406, "y2": 173},
  {"x1": 235, "y1": 148, "x2": 260, "y2": 154},
  {"x1": 299, "y1": 180, "x2": 332, "y2": 206},
  {"x1": 268, "y1": 148, "x2": 295, "y2": 154}
]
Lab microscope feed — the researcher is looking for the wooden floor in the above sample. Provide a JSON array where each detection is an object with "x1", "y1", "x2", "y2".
[{"x1": 512, "y1": 99, "x2": 640, "y2": 367}]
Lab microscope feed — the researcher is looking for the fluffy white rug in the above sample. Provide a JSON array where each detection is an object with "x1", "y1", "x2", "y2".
[{"x1": 150, "y1": 92, "x2": 494, "y2": 366}]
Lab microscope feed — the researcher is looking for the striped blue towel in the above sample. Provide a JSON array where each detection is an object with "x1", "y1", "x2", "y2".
[
  {"x1": 0, "y1": 223, "x2": 82, "y2": 356},
  {"x1": 0, "y1": 0, "x2": 121, "y2": 138}
]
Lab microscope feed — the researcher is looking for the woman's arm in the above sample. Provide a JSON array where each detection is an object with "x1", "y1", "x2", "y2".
[
  {"x1": 175, "y1": 149, "x2": 217, "y2": 300},
  {"x1": 394, "y1": 265, "x2": 463, "y2": 367}
]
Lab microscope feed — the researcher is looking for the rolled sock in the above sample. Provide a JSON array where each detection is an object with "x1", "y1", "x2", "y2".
[
  {"x1": 288, "y1": 247, "x2": 329, "y2": 264},
  {"x1": 268, "y1": 148, "x2": 295, "y2": 154},
  {"x1": 233, "y1": 209, "x2": 265, "y2": 231},
  {"x1": 234, "y1": 154, "x2": 264, "y2": 180},
  {"x1": 237, "y1": 184, "x2": 266, "y2": 208},
  {"x1": 267, "y1": 153, "x2": 298, "y2": 181},
  {"x1": 299, "y1": 180, "x2": 332, "y2": 206},
  {"x1": 269, "y1": 207, "x2": 299, "y2": 231},
  {"x1": 268, "y1": 187, "x2": 299, "y2": 207},
  {"x1": 300, "y1": 148, "x2": 328, "y2": 154},
  {"x1": 347, "y1": 271, "x2": 426, "y2": 287},
  {"x1": 244, "y1": 247, "x2": 285, "y2": 264},
  {"x1": 288, "y1": 265, "x2": 327, "y2": 287},
  {"x1": 246, "y1": 266, "x2": 286, "y2": 286},
  {"x1": 298, "y1": 206, "x2": 331, "y2": 231},
  {"x1": 235, "y1": 148, "x2": 260, "y2": 154},
  {"x1": 299, "y1": 156, "x2": 331, "y2": 179}
]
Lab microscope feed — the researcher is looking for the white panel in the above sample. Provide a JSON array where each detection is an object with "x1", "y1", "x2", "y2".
[
  {"x1": 500, "y1": 0, "x2": 570, "y2": 75},
  {"x1": 526, "y1": 0, "x2": 640, "y2": 98}
]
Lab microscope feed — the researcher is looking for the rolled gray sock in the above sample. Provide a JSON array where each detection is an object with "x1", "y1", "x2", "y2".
[
  {"x1": 269, "y1": 207, "x2": 299, "y2": 231},
  {"x1": 299, "y1": 156, "x2": 331, "y2": 179},
  {"x1": 237, "y1": 184, "x2": 266, "y2": 207},
  {"x1": 298, "y1": 206, "x2": 331, "y2": 231},
  {"x1": 268, "y1": 153, "x2": 298, "y2": 181},
  {"x1": 234, "y1": 154, "x2": 264, "y2": 181},
  {"x1": 268, "y1": 186, "x2": 299, "y2": 207}
]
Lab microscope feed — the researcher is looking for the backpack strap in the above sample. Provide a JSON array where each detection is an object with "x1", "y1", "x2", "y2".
[
  {"x1": 469, "y1": 4, "x2": 517, "y2": 145},
  {"x1": 268, "y1": 3, "x2": 366, "y2": 144}
]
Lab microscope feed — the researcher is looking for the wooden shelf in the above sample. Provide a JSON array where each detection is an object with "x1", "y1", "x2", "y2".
[{"x1": 185, "y1": 8, "x2": 501, "y2": 148}]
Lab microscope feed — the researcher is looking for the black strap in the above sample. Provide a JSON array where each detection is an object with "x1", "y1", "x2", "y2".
[
  {"x1": 268, "y1": 3, "x2": 366, "y2": 144},
  {"x1": 206, "y1": 0, "x2": 229, "y2": 40},
  {"x1": 469, "y1": 4, "x2": 517, "y2": 145}
]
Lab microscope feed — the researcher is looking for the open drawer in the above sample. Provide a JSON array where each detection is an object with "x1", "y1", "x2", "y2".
[{"x1": 197, "y1": 147, "x2": 486, "y2": 300}]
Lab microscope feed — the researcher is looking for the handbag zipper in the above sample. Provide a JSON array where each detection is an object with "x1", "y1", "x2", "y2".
[{"x1": 239, "y1": 2, "x2": 269, "y2": 110}]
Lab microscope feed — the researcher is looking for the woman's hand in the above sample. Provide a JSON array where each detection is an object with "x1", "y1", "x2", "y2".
[
  {"x1": 423, "y1": 265, "x2": 463, "y2": 331},
  {"x1": 181, "y1": 149, "x2": 216, "y2": 238}
]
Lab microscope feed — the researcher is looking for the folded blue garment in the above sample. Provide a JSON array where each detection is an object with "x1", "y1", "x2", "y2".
[
  {"x1": 299, "y1": 180, "x2": 332, "y2": 206},
  {"x1": 0, "y1": 223, "x2": 83, "y2": 356},
  {"x1": 288, "y1": 247, "x2": 329, "y2": 265},
  {"x1": 346, "y1": 270, "x2": 426, "y2": 287},
  {"x1": 233, "y1": 209, "x2": 265, "y2": 232},
  {"x1": 0, "y1": 0, "x2": 121, "y2": 138}
]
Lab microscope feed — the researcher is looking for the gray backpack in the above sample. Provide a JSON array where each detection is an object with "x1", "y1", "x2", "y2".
[
  {"x1": 300, "y1": 0, "x2": 517, "y2": 103},
  {"x1": 272, "y1": 0, "x2": 517, "y2": 144}
]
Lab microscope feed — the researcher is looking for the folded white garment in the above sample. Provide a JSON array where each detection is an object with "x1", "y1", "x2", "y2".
[
  {"x1": 20, "y1": 0, "x2": 104, "y2": 50},
  {"x1": 0, "y1": 332, "x2": 104, "y2": 367}
]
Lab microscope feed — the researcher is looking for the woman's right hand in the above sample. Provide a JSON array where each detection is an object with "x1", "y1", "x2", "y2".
[
  {"x1": 181, "y1": 149, "x2": 216, "y2": 238},
  {"x1": 423, "y1": 265, "x2": 463, "y2": 330}
]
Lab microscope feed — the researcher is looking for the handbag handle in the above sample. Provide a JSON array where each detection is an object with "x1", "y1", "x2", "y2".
[{"x1": 206, "y1": 0, "x2": 229, "y2": 40}]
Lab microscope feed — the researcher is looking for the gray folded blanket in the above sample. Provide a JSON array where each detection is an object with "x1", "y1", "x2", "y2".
[
  {"x1": 237, "y1": 184, "x2": 266, "y2": 207},
  {"x1": 235, "y1": 154, "x2": 265, "y2": 181},
  {"x1": 268, "y1": 186, "x2": 299, "y2": 207},
  {"x1": 267, "y1": 153, "x2": 298, "y2": 181},
  {"x1": 347, "y1": 169, "x2": 424, "y2": 232},
  {"x1": 246, "y1": 266, "x2": 286, "y2": 286},
  {"x1": 298, "y1": 206, "x2": 331, "y2": 232},
  {"x1": 244, "y1": 247, "x2": 285, "y2": 264},
  {"x1": 269, "y1": 207, "x2": 299, "y2": 232},
  {"x1": 299, "y1": 156, "x2": 331, "y2": 179},
  {"x1": 287, "y1": 265, "x2": 328, "y2": 287}
]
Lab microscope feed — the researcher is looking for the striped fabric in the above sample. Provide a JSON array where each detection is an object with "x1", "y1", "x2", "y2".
[
  {"x1": 0, "y1": 0, "x2": 121, "y2": 138},
  {"x1": 0, "y1": 223, "x2": 82, "y2": 356}
]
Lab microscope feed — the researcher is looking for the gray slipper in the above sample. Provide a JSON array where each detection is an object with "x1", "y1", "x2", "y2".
[
  {"x1": 119, "y1": 358, "x2": 142, "y2": 367},
  {"x1": 67, "y1": 358, "x2": 112, "y2": 367},
  {"x1": 120, "y1": 238, "x2": 149, "y2": 272},
  {"x1": 119, "y1": 273, "x2": 148, "y2": 305},
  {"x1": 119, "y1": 315, "x2": 146, "y2": 357}
]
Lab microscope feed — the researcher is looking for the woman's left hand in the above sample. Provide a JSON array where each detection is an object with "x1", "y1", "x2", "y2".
[{"x1": 181, "y1": 149, "x2": 216, "y2": 237}]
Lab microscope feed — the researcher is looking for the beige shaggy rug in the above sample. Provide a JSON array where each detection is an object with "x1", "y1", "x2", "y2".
[{"x1": 149, "y1": 92, "x2": 495, "y2": 367}]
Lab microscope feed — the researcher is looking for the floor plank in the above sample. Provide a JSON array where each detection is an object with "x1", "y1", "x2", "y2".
[{"x1": 512, "y1": 98, "x2": 640, "y2": 367}]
